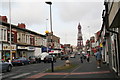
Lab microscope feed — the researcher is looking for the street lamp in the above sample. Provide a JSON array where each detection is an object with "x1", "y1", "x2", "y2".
[
  {"x1": 9, "y1": 0, "x2": 12, "y2": 61},
  {"x1": 45, "y1": 1, "x2": 54, "y2": 72},
  {"x1": 88, "y1": 26, "x2": 91, "y2": 55},
  {"x1": 45, "y1": 2, "x2": 53, "y2": 33}
]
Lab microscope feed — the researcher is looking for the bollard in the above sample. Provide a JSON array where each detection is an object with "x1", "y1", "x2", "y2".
[{"x1": 65, "y1": 60, "x2": 70, "y2": 66}]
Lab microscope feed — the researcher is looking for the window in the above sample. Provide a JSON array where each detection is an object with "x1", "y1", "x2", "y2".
[
  {"x1": 26, "y1": 35, "x2": 28, "y2": 43},
  {"x1": 0, "y1": 28, "x2": 7, "y2": 41},
  {"x1": 8, "y1": 33, "x2": 10, "y2": 41},
  {"x1": 4, "y1": 29, "x2": 7, "y2": 40},
  {"x1": 8, "y1": 32, "x2": 14, "y2": 42},
  {"x1": 30, "y1": 36, "x2": 34, "y2": 45},
  {"x1": 27, "y1": 35, "x2": 30, "y2": 44},
  {"x1": 11, "y1": 33, "x2": 14, "y2": 42},
  {"x1": 1, "y1": 29, "x2": 3, "y2": 40}
]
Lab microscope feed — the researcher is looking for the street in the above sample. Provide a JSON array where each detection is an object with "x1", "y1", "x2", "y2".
[
  {"x1": 1, "y1": 55, "x2": 79, "y2": 80},
  {"x1": 1, "y1": 55, "x2": 119, "y2": 80},
  {"x1": 0, "y1": 0, "x2": 120, "y2": 80}
]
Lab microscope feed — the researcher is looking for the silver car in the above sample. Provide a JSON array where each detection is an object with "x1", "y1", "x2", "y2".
[{"x1": 0, "y1": 60, "x2": 13, "y2": 72}]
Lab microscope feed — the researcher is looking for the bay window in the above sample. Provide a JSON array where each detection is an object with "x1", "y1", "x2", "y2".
[{"x1": 0, "y1": 28, "x2": 7, "y2": 41}]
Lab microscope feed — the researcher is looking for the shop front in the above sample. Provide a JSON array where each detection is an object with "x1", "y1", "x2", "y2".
[
  {"x1": 0, "y1": 43, "x2": 2, "y2": 60},
  {"x1": 17, "y1": 46, "x2": 28, "y2": 58},
  {"x1": 2, "y1": 43, "x2": 16, "y2": 61},
  {"x1": 111, "y1": 34, "x2": 118, "y2": 73},
  {"x1": 26, "y1": 46, "x2": 35, "y2": 59},
  {"x1": 17, "y1": 46, "x2": 35, "y2": 59}
]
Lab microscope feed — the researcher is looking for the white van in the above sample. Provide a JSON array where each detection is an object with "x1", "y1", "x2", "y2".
[{"x1": 40, "y1": 52, "x2": 49, "y2": 61}]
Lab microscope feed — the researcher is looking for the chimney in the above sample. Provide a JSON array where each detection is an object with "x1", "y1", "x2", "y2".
[
  {"x1": 0, "y1": 16, "x2": 8, "y2": 23},
  {"x1": 18, "y1": 23, "x2": 26, "y2": 28}
]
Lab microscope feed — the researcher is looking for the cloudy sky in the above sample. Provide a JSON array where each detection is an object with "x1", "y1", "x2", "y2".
[{"x1": 0, "y1": 0, "x2": 105, "y2": 46}]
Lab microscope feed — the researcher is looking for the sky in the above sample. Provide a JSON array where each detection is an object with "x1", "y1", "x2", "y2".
[{"x1": 0, "y1": 0, "x2": 105, "y2": 46}]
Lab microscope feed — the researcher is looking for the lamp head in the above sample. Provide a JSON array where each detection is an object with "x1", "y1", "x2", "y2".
[{"x1": 45, "y1": 2, "x2": 52, "y2": 5}]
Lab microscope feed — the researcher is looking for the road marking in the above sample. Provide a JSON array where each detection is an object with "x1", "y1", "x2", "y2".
[
  {"x1": 11, "y1": 73, "x2": 31, "y2": 78},
  {"x1": 32, "y1": 71, "x2": 39, "y2": 73},
  {"x1": 70, "y1": 71, "x2": 110, "y2": 75},
  {"x1": 45, "y1": 71, "x2": 110, "y2": 75},
  {"x1": 23, "y1": 73, "x2": 46, "y2": 79},
  {"x1": 22, "y1": 70, "x2": 111, "y2": 79},
  {"x1": 2, "y1": 73, "x2": 17, "y2": 79}
]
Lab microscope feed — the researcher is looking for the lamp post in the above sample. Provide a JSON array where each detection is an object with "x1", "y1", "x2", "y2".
[
  {"x1": 45, "y1": 1, "x2": 54, "y2": 72},
  {"x1": 9, "y1": 0, "x2": 12, "y2": 61},
  {"x1": 45, "y1": 2, "x2": 53, "y2": 33},
  {"x1": 88, "y1": 26, "x2": 91, "y2": 55}
]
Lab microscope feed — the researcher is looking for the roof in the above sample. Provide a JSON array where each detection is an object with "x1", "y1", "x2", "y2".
[{"x1": 0, "y1": 21, "x2": 46, "y2": 38}]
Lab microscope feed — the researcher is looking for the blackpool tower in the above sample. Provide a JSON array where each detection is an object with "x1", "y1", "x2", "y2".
[{"x1": 77, "y1": 23, "x2": 83, "y2": 51}]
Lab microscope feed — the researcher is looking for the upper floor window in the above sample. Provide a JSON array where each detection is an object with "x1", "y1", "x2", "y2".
[
  {"x1": 0, "y1": 28, "x2": 7, "y2": 41},
  {"x1": 8, "y1": 32, "x2": 14, "y2": 42},
  {"x1": 30, "y1": 36, "x2": 34, "y2": 45}
]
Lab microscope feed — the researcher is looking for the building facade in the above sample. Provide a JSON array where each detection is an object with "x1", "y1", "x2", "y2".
[
  {"x1": 98, "y1": 0, "x2": 120, "y2": 77},
  {"x1": 0, "y1": 16, "x2": 46, "y2": 61}
]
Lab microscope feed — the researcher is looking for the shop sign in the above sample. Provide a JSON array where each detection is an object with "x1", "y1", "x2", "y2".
[
  {"x1": 12, "y1": 51, "x2": 16, "y2": 53},
  {"x1": 27, "y1": 47, "x2": 35, "y2": 51},
  {"x1": 3, "y1": 44, "x2": 16, "y2": 50},
  {"x1": 18, "y1": 46, "x2": 27, "y2": 49}
]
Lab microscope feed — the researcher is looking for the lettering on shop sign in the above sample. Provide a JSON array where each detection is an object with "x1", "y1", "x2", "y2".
[
  {"x1": 3, "y1": 44, "x2": 16, "y2": 50},
  {"x1": 18, "y1": 46, "x2": 27, "y2": 49}
]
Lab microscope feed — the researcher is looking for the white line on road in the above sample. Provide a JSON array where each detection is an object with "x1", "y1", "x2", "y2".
[
  {"x1": 11, "y1": 73, "x2": 31, "y2": 79},
  {"x1": 33, "y1": 71, "x2": 39, "y2": 73},
  {"x1": 2, "y1": 73, "x2": 17, "y2": 79}
]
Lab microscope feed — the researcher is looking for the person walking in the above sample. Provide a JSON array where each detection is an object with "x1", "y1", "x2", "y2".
[
  {"x1": 80, "y1": 53, "x2": 84, "y2": 63},
  {"x1": 95, "y1": 48, "x2": 102, "y2": 68},
  {"x1": 86, "y1": 53, "x2": 90, "y2": 62}
]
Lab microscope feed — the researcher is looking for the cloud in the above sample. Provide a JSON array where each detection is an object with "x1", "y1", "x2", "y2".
[
  {"x1": 11, "y1": 2, "x2": 48, "y2": 26},
  {"x1": 0, "y1": 0, "x2": 105, "y2": 45},
  {"x1": 55, "y1": 2, "x2": 104, "y2": 22}
]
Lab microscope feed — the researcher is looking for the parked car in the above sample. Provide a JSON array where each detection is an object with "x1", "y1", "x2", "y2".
[
  {"x1": 0, "y1": 60, "x2": 13, "y2": 72},
  {"x1": 36, "y1": 56, "x2": 41, "y2": 63},
  {"x1": 61, "y1": 54, "x2": 69, "y2": 60},
  {"x1": 77, "y1": 52, "x2": 80, "y2": 55},
  {"x1": 40, "y1": 52, "x2": 49, "y2": 61},
  {"x1": 29, "y1": 56, "x2": 37, "y2": 63},
  {"x1": 11, "y1": 57, "x2": 30, "y2": 66},
  {"x1": 70, "y1": 54, "x2": 76, "y2": 58},
  {"x1": 44, "y1": 55, "x2": 56, "y2": 63}
]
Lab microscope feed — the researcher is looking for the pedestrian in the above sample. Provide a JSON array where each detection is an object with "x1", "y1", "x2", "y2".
[
  {"x1": 86, "y1": 53, "x2": 90, "y2": 62},
  {"x1": 80, "y1": 53, "x2": 84, "y2": 63},
  {"x1": 95, "y1": 48, "x2": 102, "y2": 68}
]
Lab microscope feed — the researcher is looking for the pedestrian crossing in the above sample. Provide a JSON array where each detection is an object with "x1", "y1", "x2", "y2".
[
  {"x1": 2, "y1": 72, "x2": 31, "y2": 79},
  {"x1": 10, "y1": 73, "x2": 31, "y2": 79}
]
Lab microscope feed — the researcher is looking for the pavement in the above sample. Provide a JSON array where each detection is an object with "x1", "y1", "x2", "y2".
[{"x1": 22, "y1": 56, "x2": 119, "y2": 80}]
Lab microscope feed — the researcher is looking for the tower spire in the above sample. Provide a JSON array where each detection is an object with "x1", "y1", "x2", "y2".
[{"x1": 77, "y1": 22, "x2": 83, "y2": 51}]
